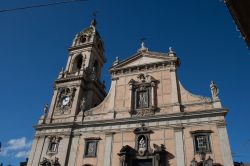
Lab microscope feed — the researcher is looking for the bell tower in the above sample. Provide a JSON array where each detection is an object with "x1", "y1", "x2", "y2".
[{"x1": 44, "y1": 19, "x2": 106, "y2": 124}]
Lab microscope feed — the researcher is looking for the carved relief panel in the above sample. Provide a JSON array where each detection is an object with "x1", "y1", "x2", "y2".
[{"x1": 55, "y1": 87, "x2": 76, "y2": 115}]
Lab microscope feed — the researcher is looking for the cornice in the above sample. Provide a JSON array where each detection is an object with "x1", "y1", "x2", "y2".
[
  {"x1": 55, "y1": 75, "x2": 85, "y2": 84},
  {"x1": 34, "y1": 109, "x2": 228, "y2": 131},
  {"x1": 110, "y1": 61, "x2": 178, "y2": 77}
]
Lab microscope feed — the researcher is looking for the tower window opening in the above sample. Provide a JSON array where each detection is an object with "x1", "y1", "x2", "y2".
[
  {"x1": 80, "y1": 35, "x2": 86, "y2": 43},
  {"x1": 76, "y1": 57, "x2": 83, "y2": 70},
  {"x1": 72, "y1": 55, "x2": 83, "y2": 72}
]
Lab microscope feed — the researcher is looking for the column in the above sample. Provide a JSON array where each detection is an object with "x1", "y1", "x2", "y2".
[
  {"x1": 217, "y1": 123, "x2": 234, "y2": 166},
  {"x1": 103, "y1": 133, "x2": 114, "y2": 166},
  {"x1": 174, "y1": 127, "x2": 185, "y2": 166}
]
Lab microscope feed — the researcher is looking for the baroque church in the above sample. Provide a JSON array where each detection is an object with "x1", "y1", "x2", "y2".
[{"x1": 27, "y1": 19, "x2": 234, "y2": 166}]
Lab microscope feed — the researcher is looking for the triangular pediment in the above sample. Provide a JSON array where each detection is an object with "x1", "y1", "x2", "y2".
[
  {"x1": 111, "y1": 51, "x2": 173, "y2": 69},
  {"x1": 123, "y1": 56, "x2": 163, "y2": 67}
]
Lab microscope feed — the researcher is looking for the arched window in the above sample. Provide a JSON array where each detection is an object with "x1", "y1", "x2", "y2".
[{"x1": 71, "y1": 55, "x2": 83, "y2": 72}]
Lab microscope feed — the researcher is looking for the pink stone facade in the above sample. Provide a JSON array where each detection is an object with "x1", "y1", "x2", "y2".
[{"x1": 27, "y1": 20, "x2": 234, "y2": 166}]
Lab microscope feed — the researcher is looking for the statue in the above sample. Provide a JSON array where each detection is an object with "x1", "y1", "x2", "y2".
[
  {"x1": 42, "y1": 104, "x2": 49, "y2": 124},
  {"x1": 139, "y1": 137, "x2": 146, "y2": 149},
  {"x1": 210, "y1": 81, "x2": 219, "y2": 99},
  {"x1": 43, "y1": 104, "x2": 49, "y2": 117},
  {"x1": 80, "y1": 97, "x2": 86, "y2": 112}
]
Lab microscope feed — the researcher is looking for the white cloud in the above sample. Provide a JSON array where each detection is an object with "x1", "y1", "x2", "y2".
[
  {"x1": 0, "y1": 148, "x2": 8, "y2": 156},
  {"x1": 0, "y1": 137, "x2": 32, "y2": 158},
  {"x1": 7, "y1": 137, "x2": 32, "y2": 150},
  {"x1": 15, "y1": 150, "x2": 30, "y2": 158}
]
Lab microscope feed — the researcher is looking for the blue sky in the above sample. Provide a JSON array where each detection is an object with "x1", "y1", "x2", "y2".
[{"x1": 0, "y1": 0, "x2": 249, "y2": 165}]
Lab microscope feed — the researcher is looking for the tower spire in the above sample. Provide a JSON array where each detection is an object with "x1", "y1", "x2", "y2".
[{"x1": 91, "y1": 11, "x2": 98, "y2": 27}]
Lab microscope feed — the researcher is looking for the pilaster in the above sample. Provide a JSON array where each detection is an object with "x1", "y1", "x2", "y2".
[
  {"x1": 47, "y1": 89, "x2": 59, "y2": 123},
  {"x1": 27, "y1": 135, "x2": 46, "y2": 166},
  {"x1": 27, "y1": 136, "x2": 39, "y2": 166},
  {"x1": 58, "y1": 133, "x2": 72, "y2": 166},
  {"x1": 170, "y1": 68, "x2": 181, "y2": 112},
  {"x1": 103, "y1": 132, "x2": 114, "y2": 166},
  {"x1": 67, "y1": 134, "x2": 81, "y2": 166},
  {"x1": 217, "y1": 123, "x2": 234, "y2": 166},
  {"x1": 174, "y1": 127, "x2": 185, "y2": 166}
]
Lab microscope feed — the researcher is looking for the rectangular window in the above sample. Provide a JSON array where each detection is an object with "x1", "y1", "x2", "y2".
[
  {"x1": 84, "y1": 141, "x2": 98, "y2": 157},
  {"x1": 193, "y1": 133, "x2": 211, "y2": 153}
]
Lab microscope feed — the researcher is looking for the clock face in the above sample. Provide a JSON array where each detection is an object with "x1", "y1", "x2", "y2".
[{"x1": 62, "y1": 96, "x2": 70, "y2": 106}]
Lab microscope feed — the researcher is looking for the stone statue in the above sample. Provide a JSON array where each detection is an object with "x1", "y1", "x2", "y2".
[
  {"x1": 210, "y1": 81, "x2": 219, "y2": 99},
  {"x1": 138, "y1": 93, "x2": 146, "y2": 107},
  {"x1": 44, "y1": 104, "x2": 49, "y2": 116},
  {"x1": 80, "y1": 97, "x2": 86, "y2": 112},
  {"x1": 139, "y1": 137, "x2": 146, "y2": 149}
]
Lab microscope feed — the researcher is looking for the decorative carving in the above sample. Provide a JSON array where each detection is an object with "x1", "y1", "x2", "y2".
[
  {"x1": 47, "y1": 136, "x2": 61, "y2": 155},
  {"x1": 153, "y1": 144, "x2": 166, "y2": 153},
  {"x1": 129, "y1": 73, "x2": 158, "y2": 117},
  {"x1": 40, "y1": 157, "x2": 60, "y2": 166},
  {"x1": 210, "y1": 80, "x2": 219, "y2": 99},
  {"x1": 133, "y1": 123, "x2": 153, "y2": 156},
  {"x1": 131, "y1": 109, "x2": 154, "y2": 117},
  {"x1": 55, "y1": 87, "x2": 76, "y2": 115},
  {"x1": 118, "y1": 124, "x2": 168, "y2": 166}
]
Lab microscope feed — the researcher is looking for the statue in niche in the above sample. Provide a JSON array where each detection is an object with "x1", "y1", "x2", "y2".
[
  {"x1": 139, "y1": 137, "x2": 146, "y2": 149},
  {"x1": 137, "y1": 91, "x2": 148, "y2": 108},
  {"x1": 210, "y1": 81, "x2": 219, "y2": 99},
  {"x1": 138, "y1": 136, "x2": 147, "y2": 156},
  {"x1": 139, "y1": 93, "x2": 146, "y2": 107}
]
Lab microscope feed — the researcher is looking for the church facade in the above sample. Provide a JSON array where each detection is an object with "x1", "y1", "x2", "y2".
[{"x1": 27, "y1": 20, "x2": 234, "y2": 166}]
